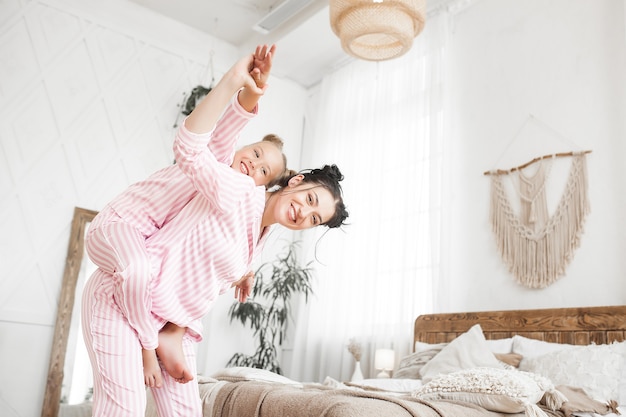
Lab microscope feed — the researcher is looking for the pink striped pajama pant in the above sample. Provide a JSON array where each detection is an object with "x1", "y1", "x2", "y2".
[{"x1": 82, "y1": 211, "x2": 202, "y2": 417}]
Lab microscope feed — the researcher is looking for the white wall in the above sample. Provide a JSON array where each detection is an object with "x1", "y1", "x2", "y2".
[
  {"x1": 2, "y1": 0, "x2": 626, "y2": 415},
  {"x1": 0, "y1": 0, "x2": 306, "y2": 416},
  {"x1": 439, "y1": 0, "x2": 626, "y2": 312}
]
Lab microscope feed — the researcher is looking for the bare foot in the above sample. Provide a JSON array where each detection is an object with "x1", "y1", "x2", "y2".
[
  {"x1": 156, "y1": 323, "x2": 194, "y2": 383},
  {"x1": 142, "y1": 349, "x2": 163, "y2": 388}
]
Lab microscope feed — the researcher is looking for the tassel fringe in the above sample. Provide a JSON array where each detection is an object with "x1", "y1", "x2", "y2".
[
  {"x1": 490, "y1": 154, "x2": 589, "y2": 288},
  {"x1": 525, "y1": 402, "x2": 550, "y2": 417},
  {"x1": 543, "y1": 388, "x2": 568, "y2": 411},
  {"x1": 607, "y1": 399, "x2": 620, "y2": 415}
]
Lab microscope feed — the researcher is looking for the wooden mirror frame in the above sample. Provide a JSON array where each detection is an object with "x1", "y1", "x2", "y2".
[{"x1": 42, "y1": 207, "x2": 98, "y2": 417}]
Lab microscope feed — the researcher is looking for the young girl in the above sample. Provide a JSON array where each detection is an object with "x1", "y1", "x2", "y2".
[
  {"x1": 82, "y1": 46, "x2": 348, "y2": 417},
  {"x1": 85, "y1": 45, "x2": 287, "y2": 386}
]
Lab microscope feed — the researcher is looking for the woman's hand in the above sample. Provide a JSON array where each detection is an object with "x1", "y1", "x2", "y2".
[
  {"x1": 236, "y1": 44, "x2": 275, "y2": 111},
  {"x1": 251, "y1": 44, "x2": 276, "y2": 89},
  {"x1": 230, "y1": 53, "x2": 264, "y2": 95},
  {"x1": 233, "y1": 271, "x2": 255, "y2": 303}
]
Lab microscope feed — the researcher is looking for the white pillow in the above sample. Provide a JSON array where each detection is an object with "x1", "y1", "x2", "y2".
[
  {"x1": 402, "y1": 336, "x2": 515, "y2": 379},
  {"x1": 211, "y1": 366, "x2": 301, "y2": 386},
  {"x1": 415, "y1": 338, "x2": 513, "y2": 354},
  {"x1": 419, "y1": 324, "x2": 507, "y2": 383},
  {"x1": 486, "y1": 338, "x2": 514, "y2": 353},
  {"x1": 354, "y1": 378, "x2": 423, "y2": 394},
  {"x1": 512, "y1": 335, "x2": 574, "y2": 359},
  {"x1": 413, "y1": 367, "x2": 563, "y2": 417},
  {"x1": 513, "y1": 336, "x2": 626, "y2": 404},
  {"x1": 519, "y1": 342, "x2": 626, "y2": 402}
]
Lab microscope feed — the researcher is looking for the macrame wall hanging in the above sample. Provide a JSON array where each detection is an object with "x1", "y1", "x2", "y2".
[{"x1": 484, "y1": 117, "x2": 592, "y2": 289}]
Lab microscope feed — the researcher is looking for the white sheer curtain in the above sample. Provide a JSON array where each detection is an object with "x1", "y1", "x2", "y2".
[{"x1": 285, "y1": 11, "x2": 450, "y2": 383}]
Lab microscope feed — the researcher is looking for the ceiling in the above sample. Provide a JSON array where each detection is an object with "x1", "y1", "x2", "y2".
[{"x1": 128, "y1": 0, "x2": 447, "y2": 89}]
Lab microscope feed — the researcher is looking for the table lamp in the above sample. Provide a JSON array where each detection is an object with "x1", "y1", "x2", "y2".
[{"x1": 374, "y1": 348, "x2": 395, "y2": 378}]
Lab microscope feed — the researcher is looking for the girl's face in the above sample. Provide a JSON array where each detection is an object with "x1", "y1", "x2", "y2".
[
  {"x1": 269, "y1": 178, "x2": 336, "y2": 230},
  {"x1": 232, "y1": 141, "x2": 284, "y2": 187}
]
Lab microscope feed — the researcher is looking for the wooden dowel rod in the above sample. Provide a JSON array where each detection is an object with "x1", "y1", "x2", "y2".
[{"x1": 483, "y1": 150, "x2": 592, "y2": 176}]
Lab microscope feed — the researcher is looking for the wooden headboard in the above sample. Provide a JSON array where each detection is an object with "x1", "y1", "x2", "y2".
[{"x1": 414, "y1": 305, "x2": 626, "y2": 349}]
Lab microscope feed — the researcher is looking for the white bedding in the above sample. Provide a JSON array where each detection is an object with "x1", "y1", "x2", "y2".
[{"x1": 60, "y1": 325, "x2": 626, "y2": 417}]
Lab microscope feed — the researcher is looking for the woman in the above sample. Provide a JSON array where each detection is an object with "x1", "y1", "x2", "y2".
[
  {"x1": 81, "y1": 46, "x2": 348, "y2": 417},
  {"x1": 84, "y1": 44, "x2": 288, "y2": 389}
]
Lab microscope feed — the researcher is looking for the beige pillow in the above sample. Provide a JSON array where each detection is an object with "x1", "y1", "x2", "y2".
[
  {"x1": 495, "y1": 353, "x2": 523, "y2": 367},
  {"x1": 419, "y1": 324, "x2": 506, "y2": 382},
  {"x1": 413, "y1": 367, "x2": 563, "y2": 417},
  {"x1": 394, "y1": 343, "x2": 447, "y2": 379},
  {"x1": 552, "y1": 385, "x2": 620, "y2": 417}
]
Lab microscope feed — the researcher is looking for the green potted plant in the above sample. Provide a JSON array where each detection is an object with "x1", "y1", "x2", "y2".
[{"x1": 226, "y1": 241, "x2": 314, "y2": 374}]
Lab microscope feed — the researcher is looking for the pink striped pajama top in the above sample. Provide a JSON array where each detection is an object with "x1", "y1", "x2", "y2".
[
  {"x1": 96, "y1": 97, "x2": 261, "y2": 348},
  {"x1": 144, "y1": 119, "x2": 270, "y2": 340},
  {"x1": 109, "y1": 99, "x2": 257, "y2": 238}
]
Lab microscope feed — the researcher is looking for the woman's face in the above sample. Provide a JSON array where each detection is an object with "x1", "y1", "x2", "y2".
[{"x1": 270, "y1": 180, "x2": 336, "y2": 230}]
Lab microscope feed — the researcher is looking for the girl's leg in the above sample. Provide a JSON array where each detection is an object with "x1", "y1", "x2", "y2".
[
  {"x1": 85, "y1": 208, "x2": 162, "y2": 386},
  {"x1": 150, "y1": 333, "x2": 202, "y2": 417},
  {"x1": 82, "y1": 269, "x2": 147, "y2": 417},
  {"x1": 85, "y1": 209, "x2": 149, "y2": 277}
]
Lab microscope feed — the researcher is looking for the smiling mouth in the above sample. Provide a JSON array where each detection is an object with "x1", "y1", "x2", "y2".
[
  {"x1": 289, "y1": 204, "x2": 296, "y2": 223},
  {"x1": 240, "y1": 161, "x2": 249, "y2": 176}
]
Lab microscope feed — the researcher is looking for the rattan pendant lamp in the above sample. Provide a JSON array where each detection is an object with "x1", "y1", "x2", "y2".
[{"x1": 330, "y1": 0, "x2": 426, "y2": 61}]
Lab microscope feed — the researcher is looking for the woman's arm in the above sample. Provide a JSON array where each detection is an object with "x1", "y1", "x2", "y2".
[
  {"x1": 207, "y1": 99, "x2": 256, "y2": 165},
  {"x1": 183, "y1": 52, "x2": 260, "y2": 134},
  {"x1": 173, "y1": 51, "x2": 263, "y2": 211},
  {"x1": 237, "y1": 44, "x2": 275, "y2": 112},
  {"x1": 205, "y1": 45, "x2": 275, "y2": 164}
]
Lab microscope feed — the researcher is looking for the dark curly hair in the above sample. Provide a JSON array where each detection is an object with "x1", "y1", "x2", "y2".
[{"x1": 276, "y1": 164, "x2": 349, "y2": 229}]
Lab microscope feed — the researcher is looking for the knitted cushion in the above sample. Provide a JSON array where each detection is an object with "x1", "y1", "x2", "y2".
[{"x1": 413, "y1": 367, "x2": 565, "y2": 417}]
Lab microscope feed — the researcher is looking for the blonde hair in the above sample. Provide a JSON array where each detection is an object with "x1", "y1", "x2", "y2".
[
  {"x1": 261, "y1": 133, "x2": 284, "y2": 150},
  {"x1": 261, "y1": 134, "x2": 292, "y2": 189}
]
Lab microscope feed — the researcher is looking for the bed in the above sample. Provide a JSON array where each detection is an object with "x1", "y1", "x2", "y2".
[
  {"x1": 167, "y1": 305, "x2": 626, "y2": 417},
  {"x1": 63, "y1": 305, "x2": 626, "y2": 417}
]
